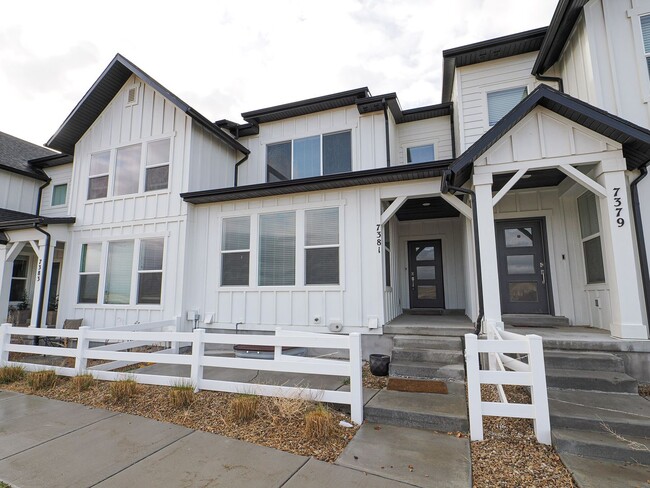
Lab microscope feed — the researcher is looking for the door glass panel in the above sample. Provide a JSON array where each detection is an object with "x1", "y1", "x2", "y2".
[
  {"x1": 506, "y1": 255, "x2": 535, "y2": 275},
  {"x1": 417, "y1": 266, "x2": 435, "y2": 280},
  {"x1": 508, "y1": 282, "x2": 538, "y2": 302},
  {"x1": 418, "y1": 286, "x2": 437, "y2": 300},
  {"x1": 504, "y1": 227, "x2": 533, "y2": 247},
  {"x1": 416, "y1": 246, "x2": 435, "y2": 261}
]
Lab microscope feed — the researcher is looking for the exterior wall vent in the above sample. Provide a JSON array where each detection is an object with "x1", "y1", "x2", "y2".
[{"x1": 126, "y1": 84, "x2": 139, "y2": 106}]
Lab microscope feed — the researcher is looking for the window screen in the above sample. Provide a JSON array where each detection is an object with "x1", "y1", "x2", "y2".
[
  {"x1": 293, "y1": 135, "x2": 320, "y2": 179},
  {"x1": 487, "y1": 87, "x2": 528, "y2": 126},
  {"x1": 267, "y1": 142, "x2": 291, "y2": 182},
  {"x1": 305, "y1": 208, "x2": 339, "y2": 285},
  {"x1": 323, "y1": 131, "x2": 352, "y2": 175},
  {"x1": 259, "y1": 212, "x2": 295, "y2": 286}
]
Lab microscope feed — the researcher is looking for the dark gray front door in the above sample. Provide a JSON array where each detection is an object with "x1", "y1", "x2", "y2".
[
  {"x1": 408, "y1": 240, "x2": 445, "y2": 309},
  {"x1": 495, "y1": 219, "x2": 551, "y2": 314}
]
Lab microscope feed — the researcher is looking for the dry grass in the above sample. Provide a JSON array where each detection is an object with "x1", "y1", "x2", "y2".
[
  {"x1": 230, "y1": 394, "x2": 259, "y2": 422},
  {"x1": 639, "y1": 383, "x2": 650, "y2": 399},
  {"x1": 109, "y1": 378, "x2": 138, "y2": 403},
  {"x1": 0, "y1": 365, "x2": 26, "y2": 384},
  {"x1": 72, "y1": 374, "x2": 95, "y2": 392},
  {"x1": 471, "y1": 385, "x2": 577, "y2": 488},
  {"x1": 304, "y1": 404, "x2": 335, "y2": 440},
  {"x1": 169, "y1": 381, "x2": 195, "y2": 409},
  {"x1": 26, "y1": 370, "x2": 57, "y2": 391}
]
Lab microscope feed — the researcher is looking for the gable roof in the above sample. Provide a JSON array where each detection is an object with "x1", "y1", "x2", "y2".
[
  {"x1": 46, "y1": 54, "x2": 249, "y2": 156},
  {"x1": 0, "y1": 131, "x2": 52, "y2": 181},
  {"x1": 441, "y1": 27, "x2": 548, "y2": 103},
  {"x1": 448, "y1": 84, "x2": 650, "y2": 186}
]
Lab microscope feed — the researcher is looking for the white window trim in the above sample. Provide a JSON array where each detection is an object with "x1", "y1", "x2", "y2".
[
  {"x1": 50, "y1": 182, "x2": 68, "y2": 207},
  {"x1": 628, "y1": 6, "x2": 650, "y2": 103},
  {"x1": 9, "y1": 255, "x2": 31, "y2": 304},
  {"x1": 577, "y1": 192, "x2": 607, "y2": 286},
  {"x1": 482, "y1": 81, "x2": 534, "y2": 131},
  {"x1": 220, "y1": 216, "x2": 251, "y2": 287}
]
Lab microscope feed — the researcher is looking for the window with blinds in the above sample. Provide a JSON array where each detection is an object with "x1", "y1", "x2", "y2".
[
  {"x1": 259, "y1": 212, "x2": 296, "y2": 286},
  {"x1": 78, "y1": 243, "x2": 102, "y2": 303},
  {"x1": 577, "y1": 192, "x2": 605, "y2": 284},
  {"x1": 138, "y1": 239, "x2": 164, "y2": 304},
  {"x1": 487, "y1": 86, "x2": 528, "y2": 126},
  {"x1": 222, "y1": 216, "x2": 251, "y2": 286},
  {"x1": 305, "y1": 208, "x2": 339, "y2": 285},
  {"x1": 641, "y1": 15, "x2": 650, "y2": 80},
  {"x1": 104, "y1": 241, "x2": 134, "y2": 304}
]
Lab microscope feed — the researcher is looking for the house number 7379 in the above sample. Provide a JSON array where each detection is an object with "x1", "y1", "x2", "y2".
[{"x1": 613, "y1": 187, "x2": 625, "y2": 228}]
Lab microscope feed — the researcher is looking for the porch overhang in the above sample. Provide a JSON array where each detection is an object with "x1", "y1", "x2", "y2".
[
  {"x1": 446, "y1": 85, "x2": 650, "y2": 188},
  {"x1": 0, "y1": 208, "x2": 75, "y2": 233}
]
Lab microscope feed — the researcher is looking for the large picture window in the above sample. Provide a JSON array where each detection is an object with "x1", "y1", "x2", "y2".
[
  {"x1": 221, "y1": 216, "x2": 250, "y2": 286},
  {"x1": 78, "y1": 243, "x2": 101, "y2": 303},
  {"x1": 266, "y1": 131, "x2": 351, "y2": 182},
  {"x1": 259, "y1": 212, "x2": 296, "y2": 286},
  {"x1": 487, "y1": 86, "x2": 528, "y2": 126},
  {"x1": 305, "y1": 208, "x2": 339, "y2": 285},
  {"x1": 577, "y1": 192, "x2": 605, "y2": 284}
]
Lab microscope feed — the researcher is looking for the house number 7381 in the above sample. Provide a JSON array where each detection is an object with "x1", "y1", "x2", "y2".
[
  {"x1": 613, "y1": 187, "x2": 625, "y2": 228},
  {"x1": 376, "y1": 224, "x2": 382, "y2": 253}
]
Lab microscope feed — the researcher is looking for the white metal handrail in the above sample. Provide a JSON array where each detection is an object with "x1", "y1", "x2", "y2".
[{"x1": 465, "y1": 323, "x2": 551, "y2": 444}]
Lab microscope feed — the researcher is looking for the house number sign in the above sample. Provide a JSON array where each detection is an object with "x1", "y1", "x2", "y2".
[
  {"x1": 376, "y1": 224, "x2": 382, "y2": 253},
  {"x1": 36, "y1": 258, "x2": 43, "y2": 282},
  {"x1": 613, "y1": 187, "x2": 625, "y2": 228}
]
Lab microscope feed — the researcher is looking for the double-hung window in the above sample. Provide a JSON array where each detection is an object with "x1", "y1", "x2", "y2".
[
  {"x1": 577, "y1": 192, "x2": 606, "y2": 284},
  {"x1": 51, "y1": 184, "x2": 68, "y2": 206},
  {"x1": 266, "y1": 130, "x2": 352, "y2": 182},
  {"x1": 88, "y1": 151, "x2": 110, "y2": 199},
  {"x1": 305, "y1": 208, "x2": 339, "y2": 285},
  {"x1": 259, "y1": 212, "x2": 296, "y2": 286},
  {"x1": 78, "y1": 243, "x2": 102, "y2": 303},
  {"x1": 487, "y1": 86, "x2": 528, "y2": 126},
  {"x1": 104, "y1": 241, "x2": 134, "y2": 304},
  {"x1": 9, "y1": 257, "x2": 29, "y2": 302},
  {"x1": 137, "y1": 239, "x2": 164, "y2": 303},
  {"x1": 145, "y1": 139, "x2": 171, "y2": 191},
  {"x1": 221, "y1": 216, "x2": 251, "y2": 286}
]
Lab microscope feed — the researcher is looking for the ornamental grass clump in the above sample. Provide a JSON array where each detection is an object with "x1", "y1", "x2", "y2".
[
  {"x1": 27, "y1": 370, "x2": 57, "y2": 391},
  {"x1": 0, "y1": 365, "x2": 26, "y2": 384},
  {"x1": 72, "y1": 374, "x2": 95, "y2": 392},
  {"x1": 230, "y1": 393, "x2": 259, "y2": 422},
  {"x1": 110, "y1": 378, "x2": 138, "y2": 402},
  {"x1": 169, "y1": 381, "x2": 195, "y2": 409},
  {"x1": 304, "y1": 404, "x2": 335, "y2": 440}
]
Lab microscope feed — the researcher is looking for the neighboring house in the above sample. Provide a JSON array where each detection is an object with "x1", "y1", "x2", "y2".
[{"x1": 1, "y1": 0, "x2": 650, "y2": 341}]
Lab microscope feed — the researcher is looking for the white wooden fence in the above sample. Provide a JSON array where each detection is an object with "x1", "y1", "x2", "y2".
[
  {"x1": 0, "y1": 323, "x2": 364, "y2": 424},
  {"x1": 464, "y1": 324, "x2": 551, "y2": 444}
]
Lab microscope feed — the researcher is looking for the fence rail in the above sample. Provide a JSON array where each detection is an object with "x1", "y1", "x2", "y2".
[
  {"x1": 464, "y1": 323, "x2": 550, "y2": 444},
  {"x1": 0, "y1": 323, "x2": 363, "y2": 424}
]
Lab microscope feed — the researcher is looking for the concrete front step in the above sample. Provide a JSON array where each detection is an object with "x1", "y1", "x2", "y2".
[
  {"x1": 383, "y1": 326, "x2": 474, "y2": 337},
  {"x1": 389, "y1": 361, "x2": 465, "y2": 381},
  {"x1": 546, "y1": 369, "x2": 638, "y2": 393},
  {"x1": 552, "y1": 428, "x2": 650, "y2": 465},
  {"x1": 543, "y1": 350, "x2": 625, "y2": 373},
  {"x1": 503, "y1": 314, "x2": 570, "y2": 327},
  {"x1": 559, "y1": 453, "x2": 650, "y2": 488},
  {"x1": 391, "y1": 335, "x2": 463, "y2": 350},
  {"x1": 363, "y1": 384, "x2": 469, "y2": 433},
  {"x1": 548, "y1": 389, "x2": 650, "y2": 438},
  {"x1": 391, "y1": 347, "x2": 464, "y2": 365}
]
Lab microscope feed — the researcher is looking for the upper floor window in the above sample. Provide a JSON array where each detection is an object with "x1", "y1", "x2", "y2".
[
  {"x1": 641, "y1": 15, "x2": 650, "y2": 79},
  {"x1": 407, "y1": 144, "x2": 434, "y2": 164},
  {"x1": 487, "y1": 87, "x2": 528, "y2": 126},
  {"x1": 87, "y1": 138, "x2": 171, "y2": 200},
  {"x1": 266, "y1": 130, "x2": 352, "y2": 182},
  {"x1": 51, "y1": 184, "x2": 68, "y2": 206}
]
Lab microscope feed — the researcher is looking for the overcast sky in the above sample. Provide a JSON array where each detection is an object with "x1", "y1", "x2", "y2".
[{"x1": 0, "y1": 0, "x2": 557, "y2": 147}]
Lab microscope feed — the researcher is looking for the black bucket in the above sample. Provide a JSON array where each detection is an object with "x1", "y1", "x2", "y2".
[{"x1": 369, "y1": 354, "x2": 390, "y2": 376}]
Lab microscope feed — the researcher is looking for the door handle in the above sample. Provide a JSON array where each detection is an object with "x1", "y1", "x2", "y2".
[
  {"x1": 540, "y1": 268, "x2": 546, "y2": 285},
  {"x1": 410, "y1": 272, "x2": 415, "y2": 289}
]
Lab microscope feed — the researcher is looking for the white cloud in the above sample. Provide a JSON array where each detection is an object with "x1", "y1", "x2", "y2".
[{"x1": 0, "y1": 0, "x2": 557, "y2": 146}]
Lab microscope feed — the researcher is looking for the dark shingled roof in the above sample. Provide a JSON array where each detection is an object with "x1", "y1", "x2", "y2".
[
  {"x1": 448, "y1": 84, "x2": 650, "y2": 186},
  {"x1": 0, "y1": 132, "x2": 52, "y2": 181},
  {"x1": 0, "y1": 208, "x2": 75, "y2": 230}
]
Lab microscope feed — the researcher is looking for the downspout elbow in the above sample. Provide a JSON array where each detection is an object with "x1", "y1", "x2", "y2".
[{"x1": 535, "y1": 73, "x2": 564, "y2": 93}]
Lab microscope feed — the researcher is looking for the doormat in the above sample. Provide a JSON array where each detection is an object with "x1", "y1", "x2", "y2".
[{"x1": 387, "y1": 377, "x2": 448, "y2": 394}]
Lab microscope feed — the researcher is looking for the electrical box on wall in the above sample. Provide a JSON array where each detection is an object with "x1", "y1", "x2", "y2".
[
  {"x1": 186, "y1": 310, "x2": 199, "y2": 321},
  {"x1": 368, "y1": 317, "x2": 379, "y2": 329}
]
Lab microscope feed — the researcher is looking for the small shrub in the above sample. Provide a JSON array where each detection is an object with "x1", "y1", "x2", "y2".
[
  {"x1": 110, "y1": 379, "x2": 138, "y2": 402},
  {"x1": 304, "y1": 404, "x2": 334, "y2": 440},
  {"x1": 72, "y1": 374, "x2": 95, "y2": 392},
  {"x1": 169, "y1": 381, "x2": 195, "y2": 409},
  {"x1": 27, "y1": 370, "x2": 57, "y2": 391},
  {"x1": 0, "y1": 365, "x2": 26, "y2": 384},
  {"x1": 230, "y1": 394, "x2": 259, "y2": 422}
]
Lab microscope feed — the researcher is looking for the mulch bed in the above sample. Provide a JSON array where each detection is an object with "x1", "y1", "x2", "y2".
[
  {"x1": 640, "y1": 384, "x2": 650, "y2": 399},
  {"x1": 471, "y1": 385, "x2": 576, "y2": 488},
  {"x1": 362, "y1": 362, "x2": 388, "y2": 389}
]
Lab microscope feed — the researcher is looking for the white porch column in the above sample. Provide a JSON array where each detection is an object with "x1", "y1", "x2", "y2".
[
  {"x1": 473, "y1": 173, "x2": 503, "y2": 331},
  {"x1": 0, "y1": 246, "x2": 12, "y2": 323},
  {"x1": 596, "y1": 160, "x2": 648, "y2": 339},
  {"x1": 29, "y1": 240, "x2": 54, "y2": 328}
]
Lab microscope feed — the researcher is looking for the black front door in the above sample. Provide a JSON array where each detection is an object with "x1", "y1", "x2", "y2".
[
  {"x1": 495, "y1": 219, "x2": 552, "y2": 314},
  {"x1": 408, "y1": 240, "x2": 445, "y2": 309}
]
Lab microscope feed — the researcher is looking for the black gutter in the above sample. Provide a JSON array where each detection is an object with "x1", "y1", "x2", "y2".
[
  {"x1": 234, "y1": 153, "x2": 249, "y2": 187},
  {"x1": 631, "y1": 167, "x2": 650, "y2": 335},
  {"x1": 441, "y1": 170, "x2": 484, "y2": 335},
  {"x1": 383, "y1": 98, "x2": 391, "y2": 166},
  {"x1": 0, "y1": 163, "x2": 49, "y2": 182}
]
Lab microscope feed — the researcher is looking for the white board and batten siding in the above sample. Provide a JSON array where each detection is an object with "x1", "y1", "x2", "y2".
[
  {"x1": 396, "y1": 116, "x2": 453, "y2": 164},
  {"x1": 0, "y1": 171, "x2": 39, "y2": 214},
  {"x1": 188, "y1": 124, "x2": 238, "y2": 192},
  {"x1": 40, "y1": 164, "x2": 73, "y2": 218}
]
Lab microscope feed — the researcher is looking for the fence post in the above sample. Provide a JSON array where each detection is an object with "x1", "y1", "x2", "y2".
[
  {"x1": 171, "y1": 316, "x2": 181, "y2": 354},
  {"x1": 75, "y1": 326, "x2": 89, "y2": 375},
  {"x1": 348, "y1": 333, "x2": 364, "y2": 425},
  {"x1": 0, "y1": 323, "x2": 10, "y2": 365},
  {"x1": 274, "y1": 327, "x2": 283, "y2": 360},
  {"x1": 527, "y1": 334, "x2": 551, "y2": 445},
  {"x1": 464, "y1": 333, "x2": 484, "y2": 441},
  {"x1": 190, "y1": 328, "x2": 205, "y2": 392}
]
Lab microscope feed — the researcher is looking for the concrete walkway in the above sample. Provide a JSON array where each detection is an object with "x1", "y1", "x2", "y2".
[{"x1": 0, "y1": 389, "x2": 471, "y2": 487}]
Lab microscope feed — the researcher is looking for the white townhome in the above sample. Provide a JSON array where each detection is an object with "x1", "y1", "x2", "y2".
[{"x1": 1, "y1": 0, "x2": 650, "y2": 344}]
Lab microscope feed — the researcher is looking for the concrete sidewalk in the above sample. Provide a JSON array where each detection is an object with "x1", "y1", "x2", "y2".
[{"x1": 0, "y1": 389, "x2": 471, "y2": 487}]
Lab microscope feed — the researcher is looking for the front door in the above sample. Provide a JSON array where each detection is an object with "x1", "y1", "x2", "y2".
[
  {"x1": 495, "y1": 219, "x2": 552, "y2": 314},
  {"x1": 408, "y1": 240, "x2": 445, "y2": 308}
]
